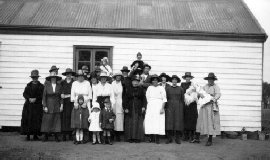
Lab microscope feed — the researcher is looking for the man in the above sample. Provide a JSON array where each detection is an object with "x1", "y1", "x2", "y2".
[{"x1": 140, "y1": 63, "x2": 151, "y2": 91}]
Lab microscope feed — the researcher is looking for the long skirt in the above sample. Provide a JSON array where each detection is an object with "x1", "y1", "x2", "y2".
[
  {"x1": 124, "y1": 106, "x2": 145, "y2": 141},
  {"x1": 144, "y1": 99, "x2": 165, "y2": 135},
  {"x1": 196, "y1": 103, "x2": 221, "y2": 136},
  {"x1": 113, "y1": 97, "x2": 124, "y2": 131},
  {"x1": 61, "y1": 98, "x2": 73, "y2": 132},
  {"x1": 165, "y1": 99, "x2": 184, "y2": 131},
  {"x1": 21, "y1": 103, "x2": 43, "y2": 135},
  {"x1": 71, "y1": 107, "x2": 89, "y2": 129},
  {"x1": 184, "y1": 102, "x2": 198, "y2": 131},
  {"x1": 41, "y1": 113, "x2": 61, "y2": 133}
]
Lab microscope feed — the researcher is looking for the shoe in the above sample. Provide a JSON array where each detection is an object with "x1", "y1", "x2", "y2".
[
  {"x1": 33, "y1": 135, "x2": 40, "y2": 141},
  {"x1": 134, "y1": 140, "x2": 140, "y2": 143},
  {"x1": 42, "y1": 135, "x2": 48, "y2": 142},
  {"x1": 205, "y1": 141, "x2": 212, "y2": 146},
  {"x1": 103, "y1": 137, "x2": 106, "y2": 145},
  {"x1": 55, "y1": 135, "x2": 60, "y2": 142},
  {"x1": 128, "y1": 139, "x2": 133, "y2": 143},
  {"x1": 92, "y1": 142, "x2": 96, "y2": 145},
  {"x1": 69, "y1": 134, "x2": 73, "y2": 141},
  {"x1": 74, "y1": 141, "x2": 79, "y2": 145},
  {"x1": 62, "y1": 135, "x2": 67, "y2": 141},
  {"x1": 108, "y1": 137, "x2": 113, "y2": 145},
  {"x1": 155, "y1": 135, "x2": 160, "y2": 144},
  {"x1": 26, "y1": 135, "x2": 30, "y2": 141},
  {"x1": 175, "y1": 138, "x2": 181, "y2": 144},
  {"x1": 190, "y1": 139, "x2": 200, "y2": 143},
  {"x1": 82, "y1": 140, "x2": 87, "y2": 144}
]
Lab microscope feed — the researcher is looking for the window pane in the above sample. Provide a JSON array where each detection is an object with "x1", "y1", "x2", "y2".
[
  {"x1": 79, "y1": 50, "x2": 91, "y2": 61},
  {"x1": 95, "y1": 51, "x2": 108, "y2": 66}
]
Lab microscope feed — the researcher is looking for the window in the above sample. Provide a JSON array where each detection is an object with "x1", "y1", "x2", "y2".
[{"x1": 73, "y1": 46, "x2": 113, "y2": 72}]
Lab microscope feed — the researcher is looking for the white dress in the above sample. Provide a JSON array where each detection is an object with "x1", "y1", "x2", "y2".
[
  {"x1": 100, "y1": 65, "x2": 113, "y2": 77},
  {"x1": 93, "y1": 83, "x2": 115, "y2": 105},
  {"x1": 89, "y1": 111, "x2": 102, "y2": 131},
  {"x1": 71, "y1": 80, "x2": 92, "y2": 111},
  {"x1": 144, "y1": 86, "x2": 167, "y2": 135},
  {"x1": 112, "y1": 81, "x2": 124, "y2": 131}
]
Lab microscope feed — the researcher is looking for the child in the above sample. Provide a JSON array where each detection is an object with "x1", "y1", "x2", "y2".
[
  {"x1": 89, "y1": 102, "x2": 102, "y2": 145},
  {"x1": 130, "y1": 52, "x2": 144, "y2": 74},
  {"x1": 100, "y1": 98, "x2": 116, "y2": 145},
  {"x1": 71, "y1": 95, "x2": 89, "y2": 145}
]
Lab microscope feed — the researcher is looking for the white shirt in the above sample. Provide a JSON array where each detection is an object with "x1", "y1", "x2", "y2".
[
  {"x1": 94, "y1": 82, "x2": 115, "y2": 105},
  {"x1": 52, "y1": 83, "x2": 56, "y2": 92}
]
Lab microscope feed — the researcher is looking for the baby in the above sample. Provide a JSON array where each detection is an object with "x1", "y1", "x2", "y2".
[{"x1": 184, "y1": 84, "x2": 198, "y2": 106}]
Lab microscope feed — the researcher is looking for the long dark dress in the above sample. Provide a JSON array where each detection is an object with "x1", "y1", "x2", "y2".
[
  {"x1": 124, "y1": 86, "x2": 146, "y2": 141},
  {"x1": 165, "y1": 86, "x2": 185, "y2": 131},
  {"x1": 41, "y1": 83, "x2": 62, "y2": 133},
  {"x1": 61, "y1": 79, "x2": 74, "y2": 132},
  {"x1": 21, "y1": 81, "x2": 44, "y2": 135},
  {"x1": 181, "y1": 82, "x2": 198, "y2": 131}
]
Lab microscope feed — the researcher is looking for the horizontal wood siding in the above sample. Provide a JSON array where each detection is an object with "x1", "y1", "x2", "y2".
[{"x1": 0, "y1": 34, "x2": 263, "y2": 131}]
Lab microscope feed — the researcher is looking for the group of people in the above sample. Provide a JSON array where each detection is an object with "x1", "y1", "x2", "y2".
[{"x1": 21, "y1": 52, "x2": 221, "y2": 146}]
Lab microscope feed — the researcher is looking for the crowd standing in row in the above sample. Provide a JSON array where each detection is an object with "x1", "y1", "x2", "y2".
[{"x1": 21, "y1": 52, "x2": 221, "y2": 146}]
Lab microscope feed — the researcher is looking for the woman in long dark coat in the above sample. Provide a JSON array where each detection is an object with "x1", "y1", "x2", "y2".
[
  {"x1": 41, "y1": 72, "x2": 63, "y2": 142},
  {"x1": 165, "y1": 75, "x2": 185, "y2": 144},
  {"x1": 181, "y1": 72, "x2": 198, "y2": 142},
  {"x1": 124, "y1": 75, "x2": 146, "y2": 143},
  {"x1": 21, "y1": 70, "x2": 44, "y2": 141},
  {"x1": 61, "y1": 68, "x2": 75, "y2": 141}
]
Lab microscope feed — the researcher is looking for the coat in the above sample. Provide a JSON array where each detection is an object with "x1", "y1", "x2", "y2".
[
  {"x1": 181, "y1": 82, "x2": 198, "y2": 131},
  {"x1": 21, "y1": 81, "x2": 44, "y2": 135},
  {"x1": 100, "y1": 108, "x2": 116, "y2": 130},
  {"x1": 165, "y1": 86, "x2": 185, "y2": 131},
  {"x1": 41, "y1": 82, "x2": 62, "y2": 133},
  {"x1": 124, "y1": 86, "x2": 146, "y2": 140}
]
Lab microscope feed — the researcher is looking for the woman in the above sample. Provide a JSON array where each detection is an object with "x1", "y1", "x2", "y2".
[
  {"x1": 41, "y1": 72, "x2": 63, "y2": 142},
  {"x1": 90, "y1": 72, "x2": 99, "y2": 105},
  {"x1": 193, "y1": 72, "x2": 221, "y2": 146},
  {"x1": 181, "y1": 72, "x2": 198, "y2": 142},
  {"x1": 144, "y1": 74, "x2": 167, "y2": 144},
  {"x1": 21, "y1": 70, "x2": 44, "y2": 141},
  {"x1": 159, "y1": 72, "x2": 171, "y2": 90},
  {"x1": 93, "y1": 71, "x2": 115, "y2": 110},
  {"x1": 100, "y1": 57, "x2": 113, "y2": 78},
  {"x1": 124, "y1": 75, "x2": 146, "y2": 143},
  {"x1": 165, "y1": 75, "x2": 185, "y2": 144},
  {"x1": 111, "y1": 72, "x2": 124, "y2": 141},
  {"x1": 61, "y1": 68, "x2": 76, "y2": 141},
  {"x1": 70, "y1": 70, "x2": 92, "y2": 144}
]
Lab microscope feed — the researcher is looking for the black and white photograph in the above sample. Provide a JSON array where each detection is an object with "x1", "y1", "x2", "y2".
[{"x1": 0, "y1": 0, "x2": 270, "y2": 159}]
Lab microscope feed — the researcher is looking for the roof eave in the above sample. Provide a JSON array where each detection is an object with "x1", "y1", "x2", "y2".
[{"x1": 0, "y1": 25, "x2": 267, "y2": 43}]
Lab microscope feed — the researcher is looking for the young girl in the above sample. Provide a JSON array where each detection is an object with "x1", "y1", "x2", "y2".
[
  {"x1": 100, "y1": 98, "x2": 116, "y2": 145},
  {"x1": 89, "y1": 102, "x2": 102, "y2": 145}
]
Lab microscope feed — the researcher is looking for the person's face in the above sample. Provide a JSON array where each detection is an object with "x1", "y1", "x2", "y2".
[
  {"x1": 91, "y1": 77, "x2": 98, "y2": 84},
  {"x1": 78, "y1": 99, "x2": 84, "y2": 105},
  {"x1": 104, "y1": 102, "x2": 111, "y2": 108},
  {"x1": 32, "y1": 77, "x2": 38, "y2": 82},
  {"x1": 172, "y1": 79, "x2": 178, "y2": 86},
  {"x1": 122, "y1": 71, "x2": 128, "y2": 77},
  {"x1": 132, "y1": 80, "x2": 139, "y2": 87},
  {"x1": 161, "y1": 77, "x2": 167, "y2": 83},
  {"x1": 137, "y1": 55, "x2": 142, "y2": 60},
  {"x1": 185, "y1": 77, "x2": 191, "y2": 82},
  {"x1": 66, "y1": 73, "x2": 72, "y2": 79},
  {"x1": 115, "y1": 75, "x2": 121, "y2": 81},
  {"x1": 51, "y1": 77, "x2": 56, "y2": 84},
  {"x1": 77, "y1": 76, "x2": 84, "y2": 82},
  {"x1": 152, "y1": 79, "x2": 158, "y2": 86},
  {"x1": 144, "y1": 67, "x2": 150, "y2": 74},
  {"x1": 100, "y1": 77, "x2": 107, "y2": 83},
  {"x1": 208, "y1": 79, "x2": 214, "y2": 85}
]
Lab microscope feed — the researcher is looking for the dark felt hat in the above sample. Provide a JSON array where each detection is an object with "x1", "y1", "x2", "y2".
[
  {"x1": 81, "y1": 65, "x2": 89, "y2": 73},
  {"x1": 121, "y1": 66, "x2": 130, "y2": 72},
  {"x1": 131, "y1": 75, "x2": 140, "y2": 82},
  {"x1": 170, "y1": 75, "x2": 181, "y2": 83},
  {"x1": 104, "y1": 97, "x2": 111, "y2": 104},
  {"x1": 159, "y1": 72, "x2": 171, "y2": 82},
  {"x1": 30, "y1": 70, "x2": 40, "y2": 78},
  {"x1": 182, "y1": 72, "x2": 194, "y2": 79},
  {"x1": 62, "y1": 68, "x2": 76, "y2": 76},
  {"x1": 143, "y1": 63, "x2": 151, "y2": 70},
  {"x1": 150, "y1": 74, "x2": 160, "y2": 82},
  {"x1": 204, "y1": 72, "x2": 218, "y2": 80},
  {"x1": 45, "y1": 72, "x2": 62, "y2": 81},
  {"x1": 49, "y1": 65, "x2": 59, "y2": 72}
]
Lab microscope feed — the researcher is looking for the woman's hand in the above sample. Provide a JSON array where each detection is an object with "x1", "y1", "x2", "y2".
[
  {"x1": 61, "y1": 94, "x2": 65, "y2": 99},
  {"x1": 43, "y1": 107, "x2": 48, "y2": 113},
  {"x1": 109, "y1": 119, "x2": 114, "y2": 123},
  {"x1": 125, "y1": 109, "x2": 129, "y2": 113},
  {"x1": 142, "y1": 107, "x2": 146, "y2": 113},
  {"x1": 160, "y1": 108, "x2": 165, "y2": 114},
  {"x1": 74, "y1": 103, "x2": 79, "y2": 109}
]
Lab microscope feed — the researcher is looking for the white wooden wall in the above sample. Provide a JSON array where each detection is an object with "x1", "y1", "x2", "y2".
[{"x1": 0, "y1": 34, "x2": 263, "y2": 131}]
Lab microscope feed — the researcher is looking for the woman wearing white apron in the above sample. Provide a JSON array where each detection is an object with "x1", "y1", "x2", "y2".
[
  {"x1": 112, "y1": 72, "x2": 124, "y2": 141},
  {"x1": 145, "y1": 74, "x2": 167, "y2": 144}
]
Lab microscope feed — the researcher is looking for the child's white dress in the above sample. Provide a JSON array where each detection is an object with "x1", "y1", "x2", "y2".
[{"x1": 89, "y1": 111, "x2": 102, "y2": 131}]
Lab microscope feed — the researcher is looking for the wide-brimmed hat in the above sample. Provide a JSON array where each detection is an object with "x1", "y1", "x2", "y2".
[
  {"x1": 159, "y1": 73, "x2": 170, "y2": 82},
  {"x1": 100, "y1": 71, "x2": 109, "y2": 78},
  {"x1": 143, "y1": 63, "x2": 151, "y2": 70},
  {"x1": 170, "y1": 75, "x2": 181, "y2": 83},
  {"x1": 150, "y1": 74, "x2": 160, "y2": 82},
  {"x1": 131, "y1": 75, "x2": 140, "y2": 82},
  {"x1": 182, "y1": 72, "x2": 194, "y2": 79},
  {"x1": 62, "y1": 68, "x2": 76, "y2": 76},
  {"x1": 75, "y1": 70, "x2": 86, "y2": 77},
  {"x1": 46, "y1": 72, "x2": 62, "y2": 81},
  {"x1": 204, "y1": 72, "x2": 218, "y2": 80},
  {"x1": 81, "y1": 65, "x2": 89, "y2": 73},
  {"x1": 104, "y1": 97, "x2": 111, "y2": 104},
  {"x1": 113, "y1": 72, "x2": 123, "y2": 79},
  {"x1": 30, "y1": 70, "x2": 40, "y2": 78},
  {"x1": 49, "y1": 65, "x2": 59, "y2": 72},
  {"x1": 121, "y1": 66, "x2": 130, "y2": 72},
  {"x1": 92, "y1": 102, "x2": 101, "y2": 110}
]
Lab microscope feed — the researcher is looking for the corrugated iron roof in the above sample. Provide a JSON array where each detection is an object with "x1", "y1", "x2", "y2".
[{"x1": 0, "y1": 0, "x2": 267, "y2": 36}]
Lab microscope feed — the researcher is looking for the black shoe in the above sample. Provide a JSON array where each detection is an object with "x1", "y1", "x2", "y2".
[
  {"x1": 33, "y1": 135, "x2": 40, "y2": 141},
  {"x1": 69, "y1": 134, "x2": 73, "y2": 141},
  {"x1": 155, "y1": 135, "x2": 160, "y2": 144},
  {"x1": 55, "y1": 135, "x2": 60, "y2": 142},
  {"x1": 134, "y1": 139, "x2": 140, "y2": 143},
  {"x1": 74, "y1": 141, "x2": 79, "y2": 145},
  {"x1": 205, "y1": 141, "x2": 212, "y2": 146},
  {"x1": 108, "y1": 137, "x2": 113, "y2": 145},
  {"x1": 81, "y1": 140, "x2": 87, "y2": 144},
  {"x1": 42, "y1": 135, "x2": 48, "y2": 142},
  {"x1": 166, "y1": 138, "x2": 172, "y2": 144},
  {"x1": 190, "y1": 139, "x2": 200, "y2": 143},
  {"x1": 175, "y1": 138, "x2": 181, "y2": 144},
  {"x1": 26, "y1": 135, "x2": 30, "y2": 141},
  {"x1": 92, "y1": 142, "x2": 96, "y2": 145},
  {"x1": 62, "y1": 135, "x2": 67, "y2": 141},
  {"x1": 128, "y1": 139, "x2": 134, "y2": 143},
  {"x1": 103, "y1": 137, "x2": 106, "y2": 145}
]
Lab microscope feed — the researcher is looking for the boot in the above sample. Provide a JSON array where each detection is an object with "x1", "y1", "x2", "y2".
[
  {"x1": 26, "y1": 134, "x2": 30, "y2": 141},
  {"x1": 69, "y1": 133, "x2": 73, "y2": 141},
  {"x1": 103, "y1": 136, "x2": 106, "y2": 145},
  {"x1": 175, "y1": 131, "x2": 181, "y2": 144},
  {"x1": 42, "y1": 134, "x2": 48, "y2": 142},
  {"x1": 148, "y1": 135, "x2": 154, "y2": 143},
  {"x1": 108, "y1": 136, "x2": 113, "y2": 145},
  {"x1": 55, "y1": 133, "x2": 60, "y2": 142},
  {"x1": 190, "y1": 132, "x2": 200, "y2": 143},
  {"x1": 183, "y1": 130, "x2": 189, "y2": 141},
  {"x1": 155, "y1": 135, "x2": 160, "y2": 144},
  {"x1": 166, "y1": 131, "x2": 172, "y2": 144},
  {"x1": 205, "y1": 135, "x2": 213, "y2": 146},
  {"x1": 189, "y1": 131, "x2": 195, "y2": 142},
  {"x1": 33, "y1": 135, "x2": 40, "y2": 141},
  {"x1": 115, "y1": 132, "x2": 121, "y2": 142},
  {"x1": 62, "y1": 134, "x2": 67, "y2": 141}
]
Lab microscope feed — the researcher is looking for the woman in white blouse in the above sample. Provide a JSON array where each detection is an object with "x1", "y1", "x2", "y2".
[
  {"x1": 144, "y1": 74, "x2": 167, "y2": 144},
  {"x1": 100, "y1": 57, "x2": 113, "y2": 77}
]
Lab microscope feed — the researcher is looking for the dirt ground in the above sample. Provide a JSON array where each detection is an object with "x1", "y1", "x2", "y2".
[{"x1": 0, "y1": 132, "x2": 270, "y2": 160}]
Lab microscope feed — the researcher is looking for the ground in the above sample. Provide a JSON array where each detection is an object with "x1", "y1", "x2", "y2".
[{"x1": 0, "y1": 132, "x2": 270, "y2": 160}]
